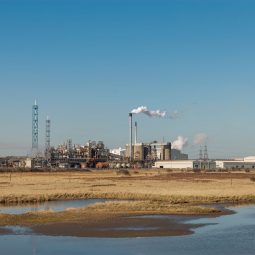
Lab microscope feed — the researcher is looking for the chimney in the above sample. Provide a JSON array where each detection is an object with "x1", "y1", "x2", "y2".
[
  {"x1": 135, "y1": 121, "x2": 138, "y2": 144},
  {"x1": 129, "y1": 113, "x2": 133, "y2": 161}
]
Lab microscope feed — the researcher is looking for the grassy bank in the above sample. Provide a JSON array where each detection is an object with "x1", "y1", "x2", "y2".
[
  {"x1": 0, "y1": 170, "x2": 255, "y2": 205},
  {"x1": 0, "y1": 170, "x2": 253, "y2": 237},
  {"x1": 0, "y1": 200, "x2": 221, "y2": 226}
]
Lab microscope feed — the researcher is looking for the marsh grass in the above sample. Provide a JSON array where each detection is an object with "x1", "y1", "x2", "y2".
[
  {"x1": 0, "y1": 200, "x2": 221, "y2": 226},
  {"x1": 0, "y1": 170, "x2": 255, "y2": 227},
  {"x1": 0, "y1": 170, "x2": 254, "y2": 206}
]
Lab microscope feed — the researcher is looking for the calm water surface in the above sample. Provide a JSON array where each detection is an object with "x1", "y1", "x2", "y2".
[
  {"x1": 0, "y1": 204, "x2": 255, "y2": 255},
  {"x1": 0, "y1": 199, "x2": 105, "y2": 214}
]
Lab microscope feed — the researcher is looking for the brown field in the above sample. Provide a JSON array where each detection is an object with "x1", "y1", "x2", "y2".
[
  {"x1": 0, "y1": 169, "x2": 255, "y2": 204},
  {"x1": 0, "y1": 169, "x2": 254, "y2": 237}
]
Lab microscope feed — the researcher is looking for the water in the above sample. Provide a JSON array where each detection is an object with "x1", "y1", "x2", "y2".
[
  {"x1": 0, "y1": 199, "x2": 105, "y2": 214},
  {"x1": 0, "y1": 204, "x2": 255, "y2": 255}
]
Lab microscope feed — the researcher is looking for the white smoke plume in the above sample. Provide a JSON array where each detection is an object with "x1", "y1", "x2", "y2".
[
  {"x1": 194, "y1": 133, "x2": 208, "y2": 145},
  {"x1": 131, "y1": 106, "x2": 178, "y2": 119},
  {"x1": 168, "y1": 110, "x2": 179, "y2": 119},
  {"x1": 172, "y1": 136, "x2": 188, "y2": 151}
]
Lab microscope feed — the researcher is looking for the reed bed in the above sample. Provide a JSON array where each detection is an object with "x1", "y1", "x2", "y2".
[
  {"x1": 0, "y1": 170, "x2": 255, "y2": 205},
  {"x1": 0, "y1": 170, "x2": 254, "y2": 227}
]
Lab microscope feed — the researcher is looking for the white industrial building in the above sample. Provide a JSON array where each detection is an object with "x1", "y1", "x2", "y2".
[
  {"x1": 153, "y1": 160, "x2": 216, "y2": 170},
  {"x1": 153, "y1": 160, "x2": 194, "y2": 169},
  {"x1": 215, "y1": 156, "x2": 255, "y2": 170},
  {"x1": 153, "y1": 156, "x2": 255, "y2": 170}
]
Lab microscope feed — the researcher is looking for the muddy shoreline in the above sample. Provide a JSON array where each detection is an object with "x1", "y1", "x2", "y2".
[
  {"x1": 30, "y1": 204, "x2": 234, "y2": 238},
  {"x1": 31, "y1": 216, "x2": 203, "y2": 238},
  {"x1": 0, "y1": 201, "x2": 235, "y2": 238}
]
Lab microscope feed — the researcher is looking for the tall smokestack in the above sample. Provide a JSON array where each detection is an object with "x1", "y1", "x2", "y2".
[
  {"x1": 129, "y1": 113, "x2": 133, "y2": 161},
  {"x1": 135, "y1": 121, "x2": 138, "y2": 144}
]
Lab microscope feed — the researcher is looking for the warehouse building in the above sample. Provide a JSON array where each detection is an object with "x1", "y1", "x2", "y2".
[
  {"x1": 153, "y1": 160, "x2": 216, "y2": 170},
  {"x1": 215, "y1": 157, "x2": 255, "y2": 170},
  {"x1": 153, "y1": 160, "x2": 194, "y2": 169},
  {"x1": 153, "y1": 156, "x2": 255, "y2": 171}
]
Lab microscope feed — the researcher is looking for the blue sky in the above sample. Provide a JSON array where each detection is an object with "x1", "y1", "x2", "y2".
[{"x1": 0, "y1": 0, "x2": 255, "y2": 158}]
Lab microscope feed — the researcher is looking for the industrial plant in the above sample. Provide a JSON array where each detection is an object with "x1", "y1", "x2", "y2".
[{"x1": 1, "y1": 101, "x2": 255, "y2": 171}]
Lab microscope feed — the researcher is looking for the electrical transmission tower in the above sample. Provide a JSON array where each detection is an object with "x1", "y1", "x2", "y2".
[
  {"x1": 199, "y1": 146, "x2": 203, "y2": 160},
  {"x1": 32, "y1": 100, "x2": 39, "y2": 156},
  {"x1": 45, "y1": 116, "x2": 51, "y2": 160},
  {"x1": 67, "y1": 139, "x2": 73, "y2": 158},
  {"x1": 204, "y1": 145, "x2": 209, "y2": 160}
]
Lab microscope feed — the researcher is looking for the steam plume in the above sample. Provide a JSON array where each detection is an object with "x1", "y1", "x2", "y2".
[
  {"x1": 131, "y1": 106, "x2": 177, "y2": 119},
  {"x1": 194, "y1": 133, "x2": 208, "y2": 145},
  {"x1": 172, "y1": 136, "x2": 188, "y2": 151}
]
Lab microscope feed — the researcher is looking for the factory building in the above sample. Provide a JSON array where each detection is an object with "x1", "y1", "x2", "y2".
[
  {"x1": 150, "y1": 143, "x2": 171, "y2": 161},
  {"x1": 153, "y1": 157, "x2": 255, "y2": 171},
  {"x1": 125, "y1": 143, "x2": 152, "y2": 161},
  {"x1": 49, "y1": 140, "x2": 110, "y2": 168},
  {"x1": 215, "y1": 157, "x2": 255, "y2": 170},
  {"x1": 153, "y1": 160, "x2": 216, "y2": 170},
  {"x1": 171, "y1": 149, "x2": 189, "y2": 160},
  {"x1": 125, "y1": 142, "x2": 171, "y2": 161},
  {"x1": 153, "y1": 160, "x2": 194, "y2": 169}
]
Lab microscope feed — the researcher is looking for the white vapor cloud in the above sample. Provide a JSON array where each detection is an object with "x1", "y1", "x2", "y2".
[
  {"x1": 172, "y1": 136, "x2": 188, "y2": 151},
  {"x1": 131, "y1": 106, "x2": 178, "y2": 119},
  {"x1": 194, "y1": 133, "x2": 208, "y2": 145}
]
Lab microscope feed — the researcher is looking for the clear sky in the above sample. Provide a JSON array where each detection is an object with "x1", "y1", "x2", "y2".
[{"x1": 0, "y1": 0, "x2": 255, "y2": 158}]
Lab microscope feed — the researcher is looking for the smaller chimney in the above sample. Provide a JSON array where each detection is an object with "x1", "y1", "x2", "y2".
[{"x1": 135, "y1": 121, "x2": 138, "y2": 144}]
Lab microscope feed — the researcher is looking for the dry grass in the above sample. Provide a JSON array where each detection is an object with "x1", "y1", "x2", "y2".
[
  {"x1": 0, "y1": 170, "x2": 255, "y2": 205},
  {"x1": 0, "y1": 200, "x2": 221, "y2": 226},
  {"x1": 1, "y1": 170, "x2": 254, "y2": 227}
]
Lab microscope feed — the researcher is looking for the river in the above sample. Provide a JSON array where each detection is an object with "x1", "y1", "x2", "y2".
[{"x1": 0, "y1": 202, "x2": 254, "y2": 255}]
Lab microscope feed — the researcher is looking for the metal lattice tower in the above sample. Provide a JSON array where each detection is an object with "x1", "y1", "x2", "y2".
[
  {"x1": 67, "y1": 139, "x2": 73, "y2": 157},
  {"x1": 204, "y1": 145, "x2": 209, "y2": 160},
  {"x1": 45, "y1": 116, "x2": 51, "y2": 160},
  {"x1": 32, "y1": 100, "x2": 39, "y2": 153},
  {"x1": 199, "y1": 146, "x2": 203, "y2": 160}
]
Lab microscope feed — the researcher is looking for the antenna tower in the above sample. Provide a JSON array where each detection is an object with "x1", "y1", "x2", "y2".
[
  {"x1": 32, "y1": 100, "x2": 39, "y2": 155},
  {"x1": 45, "y1": 116, "x2": 51, "y2": 160}
]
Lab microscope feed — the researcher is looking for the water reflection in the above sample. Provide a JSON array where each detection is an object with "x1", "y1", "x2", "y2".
[
  {"x1": 0, "y1": 205, "x2": 254, "y2": 255},
  {"x1": 0, "y1": 199, "x2": 105, "y2": 214}
]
